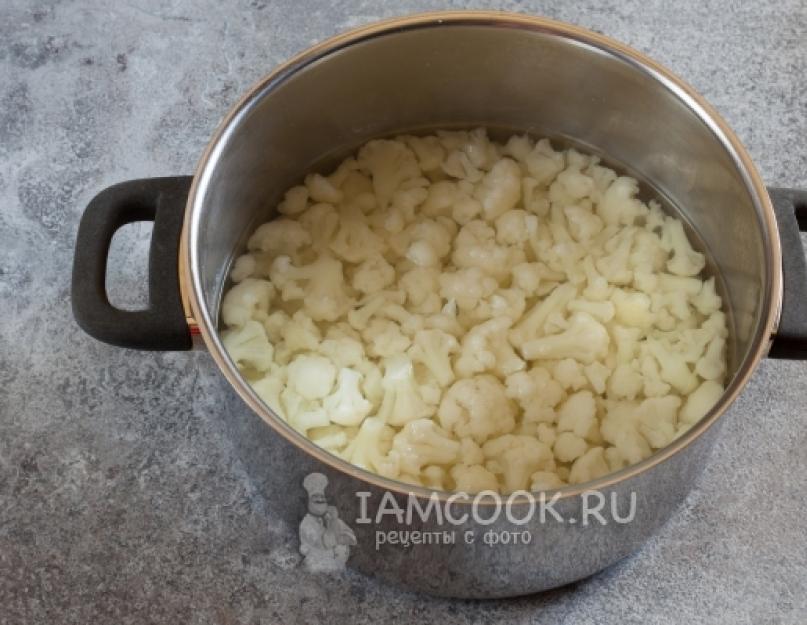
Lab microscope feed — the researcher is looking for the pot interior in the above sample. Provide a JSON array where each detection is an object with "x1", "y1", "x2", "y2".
[{"x1": 189, "y1": 17, "x2": 774, "y2": 426}]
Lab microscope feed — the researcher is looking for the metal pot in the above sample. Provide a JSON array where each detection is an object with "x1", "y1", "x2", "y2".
[{"x1": 71, "y1": 12, "x2": 807, "y2": 597}]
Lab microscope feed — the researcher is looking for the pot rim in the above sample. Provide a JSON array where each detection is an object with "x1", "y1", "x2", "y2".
[{"x1": 181, "y1": 10, "x2": 782, "y2": 504}]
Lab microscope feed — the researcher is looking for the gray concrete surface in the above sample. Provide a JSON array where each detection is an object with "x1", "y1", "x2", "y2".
[{"x1": 1, "y1": 0, "x2": 806, "y2": 623}]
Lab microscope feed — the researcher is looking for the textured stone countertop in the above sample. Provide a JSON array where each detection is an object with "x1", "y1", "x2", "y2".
[{"x1": 1, "y1": 1, "x2": 806, "y2": 623}]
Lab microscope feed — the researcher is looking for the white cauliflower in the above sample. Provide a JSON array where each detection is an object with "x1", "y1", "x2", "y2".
[
  {"x1": 455, "y1": 317, "x2": 525, "y2": 379},
  {"x1": 391, "y1": 419, "x2": 461, "y2": 476},
  {"x1": 556, "y1": 390, "x2": 597, "y2": 438},
  {"x1": 222, "y1": 320, "x2": 274, "y2": 372},
  {"x1": 269, "y1": 253, "x2": 352, "y2": 321},
  {"x1": 451, "y1": 464, "x2": 499, "y2": 493},
  {"x1": 662, "y1": 217, "x2": 706, "y2": 277},
  {"x1": 286, "y1": 354, "x2": 337, "y2": 400},
  {"x1": 247, "y1": 218, "x2": 312, "y2": 258},
  {"x1": 277, "y1": 185, "x2": 309, "y2": 216},
  {"x1": 482, "y1": 434, "x2": 555, "y2": 493},
  {"x1": 569, "y1": 447, "x2": 611, "y2": 484},
  {"x1": 330, "y1": 203, "x2": 385, "y2": 263},
  {"x1": 475, "y1": 158, "x2": 522, "y2": 220},
  {"x1": 377, "y1": 355, "x2": 435, "y2": 426},
  {"x1": 352, "y1": 253, "x2": 395, "y2": 295},
  {"x1": 323, "y1": 368, "x2": 373, "y2": 426},
  {"x1": 222, "y1": 131, "x2": 728, "y2": 494},
  {"x1": 451, "y1": 220, "x2": 526, "y2": 281},
  {"x1": 221, "y1": 278, "x2": 275, "y2": 327},
  {"x1": 408, "y1": 328, "x2": 459, "y2": 388},
  {"x1": 439, "y1": 375, "x2": 516, "y2": 444},
  {"x1": 358, "y1": 139, "x2": 422, "y2": 209},
  {"x1": 521, "y1": 312, "x2": 610, "y2": 364}
]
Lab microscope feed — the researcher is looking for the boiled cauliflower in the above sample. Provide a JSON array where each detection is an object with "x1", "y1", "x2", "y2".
[{"x1": 221, "y1": 129, "x2": 728, "y2": 495}]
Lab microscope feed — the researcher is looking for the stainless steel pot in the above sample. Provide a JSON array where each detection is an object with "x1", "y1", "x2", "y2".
[{"x1": 71, "y1": 12, "x2": 807, "y2": 597}]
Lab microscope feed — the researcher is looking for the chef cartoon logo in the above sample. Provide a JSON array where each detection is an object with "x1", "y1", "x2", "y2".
[{"x1": 298, "y1": 473, "x2": 357, "y2": 573}]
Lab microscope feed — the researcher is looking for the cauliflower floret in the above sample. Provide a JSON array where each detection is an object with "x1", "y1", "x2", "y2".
[
  {"x1": 530, "y1": 471, "x2": 566, "y2": 491},
  {"x1": 287, "y1": 354, "x2": 337, "y2": 400},
  {"x1": 377, "y1": 355, "x2": 435, "y2": 427},
  {"x1": 600, "y1": 401, "x2": 652, "y2": 464},
  {"x1": 612, "y1": 289, "x2": 655, "y2": 330},
  {"x1": 438, "y1": 375, "x2": 516, "y2": 444},
  {"x1": 279, "y1": 389, "x2": 331, "y2": 434},
  {"x1": 420, "y1": 180, "x2": 463, "y2": 218},
  {"x1": 352, "y1": 254, "x2": 395, "y2": 294},
  {"x1": 637, "y1": 395, "x2": 681, "y2": 449},
  {"x1": 451, "y1": 220, "x2": 525, "y2": 281},
  {"x1": 564, "y1": 204, "x2": 604, "y2": 242},
  {"x1": 308, "y1": 424, "x2": 351, "y2": 454},
  {"x1": 408, "y1": 329, "x2": 459, "y2": 388},
  {"x1": 230, "y1": 254, "x2": 257, "y2": 283},
  {"x1": 693, "y1": 277, "x2": 722, "y2": 315},
  {"x1": 358, "y1": 139, "x2": 422, "y2": 210},
  {"x1": 661, "y1": 217, "x2": 705, "y2": 277},
  {"x1": 509, "y1": 282, "x2": 578, "y2": 346},
  {"x1": 221, "y1": 278, "x2": 275, "y2": 327},
  {"x1": 330, "y1": 203, "x2": 385, "y2": 263},
  {"x1": 597, "y1": 176, "x2": 648, "y2": 226},
  {"x1": 438, "y1": 267, "x2": 498, "y2": 312},
  {"x1": 511, "y1": 262, "x2": 565, "y2": 297},
  {"x1": 474, "y1": 158, "x2": 522, "y2": 220},
  {"x1": 495, "y1": 209, "x2": 539, "y2": 245},
  {"x1": 504, "y1": 367, "x2": 564, "y2": 422},
  {"x1": 391, "y1": 418, "x2": 461, "y2": 475},
  {"x1": 305, "y1": 172, "x2": 343, "y2": 204},
  {"x1": 273, "y1": 310, "x2": 322, "y2": 364},
  {"x1": 318, "y1": 332, "x2": 364, "y2": 369},
  {"x1": 322, "y1": 368, "x2": 373, "y2": 427},
  {"x1": 462, "y1": 288, "x2": 526, "y2": 327},
  {"x1": 362, "y1": 318, "x2": 411, "y2": 359},
  {"x1": 569, "y1": 447, "x2": 611, "y2": 484},
  {"x1": 695, "y1": 334, "x2": 726, "y2": 381},
  {"x1": 524, "y1": 138, "x2": 565, "y2": 186},
  {"x1": 247, "y1": 218, "x2": 312, "y2": 259},
  {"x1": 399, "y1": 267, "x2": 442, "y2": 314},
  {"x1": 556, "y1": 390, "x2": 597, "y2": 438},
  {"x1": 346, "y1": 291, "x2": 393, "y2": 331},
  {"x1": 482, "y1": 434, "x2": 555, "y2": 493},
  {"x1": 455, "y1": 317, "x2": 525, "y2": 379},
  {"x1": 450, "y1": 464, "x2": 499, "y2": 493},
  {"x1": 251, "y1": 375, "x2": 285, "y2": 418},
  {"x1": 607, "y1": 363, "x2": 644, "y2": 400},
  {"x1": 550, "y1": 166, "x2": 595, "y2": 205},
  {"x1": 344, "y1": 416, "x2": 399, "y2": 478},
  {"x1": 277, "y1": 185, "x2": 309, "y2": 216},
  {"x1": 403, "y1": 218, "x2": 453, "y2": 267},
  {"x1": 552, "y1": 359, "x2": 588, "y2": 391},
  {"x1": 222, "y1": 320, "x2": 274, "y2": 372},
  {"x1": 403, "y1": 134, "x2": 445, "y2": 172},
  {"x1": 584, "y1": 361, "x2": 611, "y2": 394},
  {"x1": 298, "y1": 202, "x2": 339, "y2": 250},
  {"x1": 269, "y1": 254, "x2": 352, "y2": 321},
  {"x1": 553, "y1": 432, "x2": 589, "y2": 463},
  {"x1": 458, "y1": 437, "x2": 485, "y2": 465},
  {"x1": 521, "y1": 312, "x2": 610, "y2": 364},
  {"x1": 596, "y1": 227, "x2": 636, "y2": 285},
  {"x1": 680, "y1": 380, "x2": 724, "y2": 426},
  {"x1": 646, "y1": 339, "x2": 699, "y2": 394}
]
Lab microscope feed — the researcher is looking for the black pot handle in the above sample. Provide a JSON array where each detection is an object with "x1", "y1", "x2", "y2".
[
  {"x1": 768, "y1": 187, "x2": 807, "y2": 359},
  {"x1": 71, "y1": 176, "x2": 194, "y2": 351}
]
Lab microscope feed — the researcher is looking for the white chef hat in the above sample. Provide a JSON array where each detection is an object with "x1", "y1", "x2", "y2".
[{"x1": 303, "y1": 472, "x2": 328, "y2": 497}]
